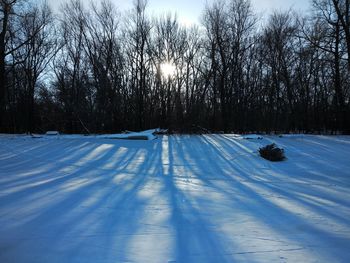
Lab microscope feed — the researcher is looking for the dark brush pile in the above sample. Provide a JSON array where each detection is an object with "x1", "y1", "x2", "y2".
[{"x1": 259, "y1": 143, "x2": 286, "y2": 162}]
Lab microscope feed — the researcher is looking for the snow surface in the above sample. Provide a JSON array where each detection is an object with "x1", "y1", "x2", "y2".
[{"x1": 0, "y1": 134, "x2": 350, "y2": 262}]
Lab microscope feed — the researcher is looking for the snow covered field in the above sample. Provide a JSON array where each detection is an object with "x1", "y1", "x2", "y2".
[{"x1": 0, "y1": 134, "x2": 350, "y2": 262}]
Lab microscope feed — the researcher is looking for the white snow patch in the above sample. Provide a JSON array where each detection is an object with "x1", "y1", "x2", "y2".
[
  {"x1": 97, "y1": 128, "x2": 158, "y2": 140},
  {"x1": 45, "y1": 131, "x2": 60, "y2": 136}
]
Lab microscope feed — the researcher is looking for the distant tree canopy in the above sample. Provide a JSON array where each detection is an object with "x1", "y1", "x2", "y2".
[{"x1": 1, "y1": 0, "x2": 349, "y2": 134}]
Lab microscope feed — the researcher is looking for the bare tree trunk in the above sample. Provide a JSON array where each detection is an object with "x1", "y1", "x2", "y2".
[
  {"x1": 0, "y1": 2, "x2": 10, "y2": 131},
  {"x1": 332, "y1": 0, "x2": 350, "y2": 70}
]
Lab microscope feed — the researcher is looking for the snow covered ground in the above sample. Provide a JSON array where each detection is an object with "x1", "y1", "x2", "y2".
[{"x1": 0, "y1": 134, "x2": 350, "y2": 262}]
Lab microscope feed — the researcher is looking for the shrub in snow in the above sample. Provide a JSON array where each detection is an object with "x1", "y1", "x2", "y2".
[
  {"x1": 181, "y1": 125, "x2": 210, "y2": 134},
  {"x1": 259, "y1": 143, "x2": 286, "y2": 162}
]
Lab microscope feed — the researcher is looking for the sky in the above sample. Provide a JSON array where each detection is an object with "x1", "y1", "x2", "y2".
[{"x1": 47, "y1": 0, "x2": 311, "y2": 26}]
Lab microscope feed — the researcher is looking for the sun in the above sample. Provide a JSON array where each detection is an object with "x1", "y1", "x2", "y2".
[{"x1": 160, "y1": 62, "x2": 176, "y2": 77}]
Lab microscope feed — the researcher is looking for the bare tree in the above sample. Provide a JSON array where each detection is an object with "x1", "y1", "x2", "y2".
[
  {"x1": 124, "y1": 0, "x2": 152, "y2": 130},
  {"x1": 53, "y1": 0, "x2": 91, "y2": 133},
  {"x1": 331, "y1": 0, "x2": 350, "y2": 69},
  {"x1": 309, "y1": 0, "x2": 349, "y2": 130},
  {"x1": 203, "y1": 0, "x2": 256, "y2": 131},
  {"x1": 259, "y1": 11, "x2": 298, "y2": 131},
  {"x1": 15, "y1": 3, "x2": 56, "y2": 133},
  {"x1": 1, "y1": 0, "x2": 27, "y2": 130},
  {"x1": 83, "y1": 0, "x2": 124, "y2": 132}
]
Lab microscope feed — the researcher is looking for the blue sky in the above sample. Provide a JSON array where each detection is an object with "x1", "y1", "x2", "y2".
[
  {"x1": 48, "y1": 0, "x2": 311, "y2": 26},
  {"x1": 151, "y1": 0, "x2": 310, "y2": 25}
]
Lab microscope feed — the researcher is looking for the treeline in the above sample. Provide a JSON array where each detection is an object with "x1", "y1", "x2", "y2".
[{"x1": 0, "y1": 0, "x2": 349, "y2": 134}]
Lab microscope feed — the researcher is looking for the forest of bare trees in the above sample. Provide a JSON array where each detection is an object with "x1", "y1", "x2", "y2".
[{"x1": 1, "y1": 0, "x2": 349, "y2": 134}]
